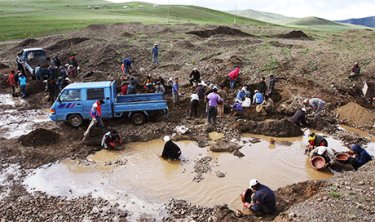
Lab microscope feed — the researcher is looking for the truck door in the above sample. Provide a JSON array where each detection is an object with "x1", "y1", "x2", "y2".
[
  {"x1": 57, "y1": 89, "x2": 84, "y2": 120},
  {"x1": 85, "y1": 88, "x2": 111, "y2": 118}
]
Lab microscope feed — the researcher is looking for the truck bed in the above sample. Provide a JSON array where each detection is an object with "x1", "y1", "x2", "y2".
[{"x1": 114, "y1": 93, "x2": 168, "y2": 113}]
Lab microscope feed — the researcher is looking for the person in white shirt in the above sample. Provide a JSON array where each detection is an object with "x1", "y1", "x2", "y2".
[{"x1": 190, "y1": 91, "x2": 199, "y2": 118}]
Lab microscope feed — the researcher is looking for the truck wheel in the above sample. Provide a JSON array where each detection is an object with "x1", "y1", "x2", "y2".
[
  {"x1": 68, "y1": 114, "x2": 83, "y2": 127},
  {"x1": 132, "y1": 113, "x2": 146, "y2": 125}
]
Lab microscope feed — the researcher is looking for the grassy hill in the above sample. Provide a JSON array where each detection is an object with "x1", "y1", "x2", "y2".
[
  {"x1": 287, "y1": 16, "x2": 343, "y2": 26},
  {"x1": 0, "y1": 0, "x2": 267, "y2": 41},
  {"x1": 228, "y1": 9, "x2": 295, "y2": 25}
]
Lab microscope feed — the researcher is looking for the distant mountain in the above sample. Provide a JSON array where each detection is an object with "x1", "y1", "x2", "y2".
[
  {"x1": 228, "y1": 9, "x2": 295, "y2": 24},
  {"x1": 337, "y1": 16, "x2": 375, "y2": 28},
  {"x1": 287, "y1": 16, "x2": 343, "y2": 26}
]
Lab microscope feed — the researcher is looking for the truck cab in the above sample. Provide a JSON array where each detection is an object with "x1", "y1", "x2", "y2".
[{"x1": 21, "y1": 48, "x2": 48, "y2": 76}]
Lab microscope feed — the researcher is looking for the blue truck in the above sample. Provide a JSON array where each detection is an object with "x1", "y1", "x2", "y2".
[{"x1": 50, "y1": 81, "x2": 168, "y2": 127}]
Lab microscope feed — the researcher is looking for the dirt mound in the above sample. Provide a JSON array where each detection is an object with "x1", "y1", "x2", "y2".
[
  {"x1": 121, "y1": 32, "x2": 133, "y2": 37},
  {"x1": 275, "y1": 180, "x2": 327, "y2": 212},
  {"x1": 335, "y1": 102, "x2": 375, "y2": 127},
  {"x1": 47, "y1": 37, "x2": 90, "y2": 51},
  {"x1": 277, "y1": 30, "x2": 311, "y2": 40},
  {"x1": 18, "y1": 128, "x2": 59, "y2": 147},
  {"x1": 0, "y1": 62, "x2": 9, "y2": 69},
  {"x1": 86, "y1": 24, "x2": 108, "y2": 30},
  {"x1": 186, "y1": 26, "x2": 252, "y2": 38},
  {"x1": 26, "y1": 80, "x2": 45, "y2": 95},
  {"x1": 17, "y1": 38, "x2": 38, "y2": 47},
  {"x1": 237, "y1": 119, "x2": 304, "y2": 137}
]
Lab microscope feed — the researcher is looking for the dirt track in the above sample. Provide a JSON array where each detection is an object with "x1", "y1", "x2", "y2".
[{"x1": 0, "y1": 23, "x2": 374, "y2": 221}]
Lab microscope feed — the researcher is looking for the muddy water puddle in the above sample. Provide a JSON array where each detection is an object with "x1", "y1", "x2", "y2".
[
  {"x1": 23, "y1": 130, "x2": 375, "y2": 220},
  {"x1": 0, "y1": 94, "x2": 50, "y2": 139}
]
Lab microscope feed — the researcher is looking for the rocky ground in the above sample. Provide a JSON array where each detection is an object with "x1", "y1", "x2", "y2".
[{"x1": 0, "y1": 23, "x2": 374, "y2": 221}]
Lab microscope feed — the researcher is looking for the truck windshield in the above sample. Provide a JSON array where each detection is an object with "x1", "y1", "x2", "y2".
[
  {"x1": 60, "y1": 89, "x2": 81, "y2": 101},
  {"x1": 24, "y1": 50, "x2": 46, "y2": 60}
]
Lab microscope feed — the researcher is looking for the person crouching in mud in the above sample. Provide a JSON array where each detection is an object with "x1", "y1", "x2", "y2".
[
  {"x1": 101, "y1": 129, "x2": 123, "y2": 150},
  {"x1": 238, "y1": 179, "x2": 276, "y2": 217},
  {"x1": 161, "y1": 136, "x2": 181, "y2": 160}
]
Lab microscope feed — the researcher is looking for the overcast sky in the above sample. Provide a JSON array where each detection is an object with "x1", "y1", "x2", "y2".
[{"x1": 107, "y1": 0, "x2": 375, "y2": 20}]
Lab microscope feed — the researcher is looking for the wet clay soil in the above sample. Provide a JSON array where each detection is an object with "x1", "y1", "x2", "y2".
[{"x1": 23, "y1": 129, "x2": 373, "y2": 220}]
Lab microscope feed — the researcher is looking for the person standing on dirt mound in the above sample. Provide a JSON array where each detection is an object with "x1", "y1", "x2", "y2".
[
  {"x1": 101, "y1": 129, "x2": 123, "y2": 150},
  {"x1": 161, "y1": 135, "x2": 181, "y2": 160},
  {"x1": 349, "y1": 62, "x2": 361, "y2": 78},
  {"x1": 306, "y1": 132, "x2": 328, "y2": 153},
  {"x1": 152, "y1": 43, "x2": 159, "y2": 65},
  {"x1": 303, "y1": 98, "x2": 325, "y2": 120},
  {"x1": 228, "y1": 67, "x2": 240, "y2": 89},
  {"x1": 258, "y1": 77, "x2": 267, "y2": 95},
  {"x1": 18, "y1": 72, "x2": 27, "y2": 98},
  {"x1": 207, "y1": 86, "x2": 223, "y2": 124},
  {"x1": 7, "y1": 70, "x2": 17, "y2": 97},
  {"x1": 83, "y1": 99, "x2": 105, "y2": 140},
  {"x1": 241, "y1": 179, "x2": 276, "y2": 215},
  {"x1": 268, "y1": 75, "x2": 276, "y2": 95},
  {"x1": 172, "y1": 78, "x2": 180, "y2": 107},
  {"x1": 189, "y1": 68, "x2": 201, "y2": 86},
  {"x1": 349, "y1": 144, "x2": 372, "y2": 171},
  {"x1": 122, "y1": 57, "x2": 132, "y2": 74}
]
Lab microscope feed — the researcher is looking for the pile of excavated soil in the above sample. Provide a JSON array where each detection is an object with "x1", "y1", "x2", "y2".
[
  {"x1": 46, "y1": 37, "x2": 90, "y2": 51},
  {"x1": 18, "y1": 128, "x2": 59, "y2": 147},
  {"x1": 277, "y1": 161, "x2": 375, "y2": 222},
  {"x1": 237, "y1": 119, "x2": 304, "y2": 137},
  {"x1": 277, "y1": 30, "x2": 311, "y2": 40},
  {"x1": 17, "y1": 38, "x2": 38, "y2": 47},
  {"x1": 335, "y1": 102, "x2": 375, "y2": 127},
  {"x1": 26, "y1": 80, "x2": 45, "y2": 95},
  {"x1": 186, "y1": 26, "x2": 252, "y2": 38},
  {"x1": 0, "y1": 62, "x2": 9, "y2": 69}
]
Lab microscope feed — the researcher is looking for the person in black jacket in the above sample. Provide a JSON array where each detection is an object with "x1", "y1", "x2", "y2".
[
  {"x1": 189, "y1": 68, "x2": 201, "y2": 86},
  {"x1": 161, "y1": 136, "x2": 181, "y2": 160},
  {"x1": 290, "y1": 108, "x2": 308, "y2": 127}
]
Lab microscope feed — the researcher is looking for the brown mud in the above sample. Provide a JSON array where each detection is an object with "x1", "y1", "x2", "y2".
[{"x1": 0, "y1": 23, "x2": 374, "y2": 221}]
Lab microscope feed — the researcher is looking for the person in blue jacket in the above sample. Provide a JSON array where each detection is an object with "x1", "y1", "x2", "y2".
[
  {"x1": 242, "y1": 179, "x2": 276, "y2": 215},
  {"x1": 123, "y1": 57, "x2": 132, "y2": 74},
  {"x1": 349, "y1": 144, "x2": 372, "y2": 170},
  {"x1": 236, "y1": 87, "x2": 247, "y2": 102},
  {"x1": 152, "y1": 43, "x2": 159, "y2": 65},
  {"x1": 253, "y1": 90, "x2": 264, "y2": 105}
]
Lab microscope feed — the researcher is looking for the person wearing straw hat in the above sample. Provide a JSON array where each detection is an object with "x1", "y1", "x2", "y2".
[{"x1": 161, "y1": 135, "x2": 181, "y2": 160}]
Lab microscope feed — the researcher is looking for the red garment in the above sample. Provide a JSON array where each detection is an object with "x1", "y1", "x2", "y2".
[
  {"x1": 7, "y1": 72, "x2": 16, "y2": 86},
  {"x1": 121, "y1": 84, "x2": 128, "y2": 95},
  {"x1": 228, "y1": 67, "x2": 240, "y2": 80},
  {"x1": 121, "y1": 64, "x2": 125, "y2": 74},
  {"x1": 309, "y1": 140, "x2": 325, "y2": 147}
]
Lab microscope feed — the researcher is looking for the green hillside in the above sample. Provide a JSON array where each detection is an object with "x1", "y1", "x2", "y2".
[
  {"x1": 0, "y1": 0, "x2": 266, "y2": 41},
  {"x1": 229, "y1": 9, "x2": 295, "y2": 24},
  {"x1": 287, "y1": 16, "x2": 343, "y2": 26}
]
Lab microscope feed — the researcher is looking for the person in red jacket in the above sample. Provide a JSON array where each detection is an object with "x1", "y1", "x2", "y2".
[
  {"x1": 120, "y1": 82, "x2": 128, "y2": 95},
  {"x1": 7, "y1": 71, "x2": 17, "y2": 97},
  {"x1": 228, "y1": 67, "x2": 240, "y2": 89},
  {"x1": 83, "y1": 99, "x2": 105, "y2": 140}
]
